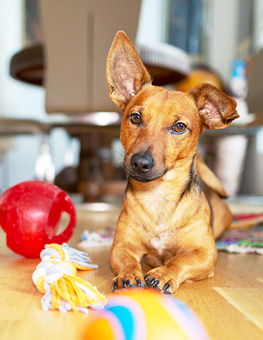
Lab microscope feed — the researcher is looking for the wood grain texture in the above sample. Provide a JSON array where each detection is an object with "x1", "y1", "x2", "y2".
[{"x1": 1, "y1": 206, "x2": 263, "y2": 340}]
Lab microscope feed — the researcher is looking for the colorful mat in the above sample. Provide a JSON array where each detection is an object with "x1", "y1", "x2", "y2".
[
  {"x1": 78, "y1": 213, "x2": 263, "y2": 255},
  {"x1": 216, "y1": 213, "x2": 263, "y2": 255},
  {"x1": 79, "y1": 226, "x2": 115, "y2": 248}
]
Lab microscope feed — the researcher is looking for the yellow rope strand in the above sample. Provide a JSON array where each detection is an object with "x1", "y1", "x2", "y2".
[
  {"x1": 72, "y1": 275, "x2": 106, "y2": 303},
  {"x1": 45, "y1": 244, "x2": 66, "y2": 259},
  {"x1": 50, "y1": 283, "x2": 62, "y2": 310},
  {"x1": 36, "y1": 275, "x2": 45, "y2": 294},
  {"x1": 33, "y1": 243, "x2": 107, "y2": 312}
]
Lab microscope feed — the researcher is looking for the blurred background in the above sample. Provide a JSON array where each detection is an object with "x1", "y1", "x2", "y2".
[{"x1": 0, "y1": 0, "x2": 263, "y2": 203}]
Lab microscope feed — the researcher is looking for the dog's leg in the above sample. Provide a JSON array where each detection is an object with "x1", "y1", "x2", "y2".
[
  {"x1": 111, "y1": 248, "x2": 145, "y2": 290},
  {"x1": 111, "y1": 229, "x2": 146, "y2": 290},
  {"x1": 144, "y1": 244, "x2": 217, "y2": 294}
]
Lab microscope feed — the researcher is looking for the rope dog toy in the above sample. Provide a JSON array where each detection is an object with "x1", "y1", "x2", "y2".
[{"x1": 32, "y1": 243, "x2": 107, "y2": 313}]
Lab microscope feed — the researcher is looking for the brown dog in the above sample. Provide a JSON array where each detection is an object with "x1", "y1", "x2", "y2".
[{"x1": 106, "y1": 31, "x2": 239, "y2": 294}]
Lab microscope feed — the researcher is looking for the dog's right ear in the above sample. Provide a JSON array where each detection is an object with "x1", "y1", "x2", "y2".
[
  {"x1": 189, "y1": 83, "x2": 239, "y2": 129},
  {"x1": 106, "y1": 31, "x2": 151, "y2": 109}
]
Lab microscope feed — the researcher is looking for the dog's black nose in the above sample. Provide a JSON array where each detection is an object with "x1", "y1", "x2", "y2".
[{"x1": 130, "y1": 152, "x2": 154, "y2": 174}]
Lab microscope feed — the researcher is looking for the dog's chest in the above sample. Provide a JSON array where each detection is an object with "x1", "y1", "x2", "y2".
[
  {"x1": 129, "y1": 185, "x2": 180, "y2": 256},
  {"x1": 149, "y1": 230, "x2": 170, "y2": 255},
  {"x1": 139, "y1": 186, "x2": 176, "y2": 218}
]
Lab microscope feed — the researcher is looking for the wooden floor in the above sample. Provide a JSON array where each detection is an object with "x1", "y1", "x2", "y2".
[{"x1": 0, "y1": 202, "x2": 263, "y2": 340}]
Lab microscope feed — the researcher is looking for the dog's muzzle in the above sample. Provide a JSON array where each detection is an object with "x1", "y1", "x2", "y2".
[{"x1": 126, "y1": 152, "x2": 166, "y2": 182}]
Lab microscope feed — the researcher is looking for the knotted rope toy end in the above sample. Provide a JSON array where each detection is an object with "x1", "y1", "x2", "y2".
[{"x1": 32, "y1": 243, "x2": 107, "y2": 313}]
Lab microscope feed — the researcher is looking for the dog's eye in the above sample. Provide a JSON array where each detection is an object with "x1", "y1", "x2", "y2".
[
  {"x1": 130, "y1": 113, "x2": 141, "y2": 125},
  {"x1": 172, "y1": 122, "x2": 187, "y2": 134}
]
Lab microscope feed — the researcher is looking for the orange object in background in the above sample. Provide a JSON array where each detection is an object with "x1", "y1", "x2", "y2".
[{"x1": 176, "y1": 66, "x2": 224, "y2": 93}]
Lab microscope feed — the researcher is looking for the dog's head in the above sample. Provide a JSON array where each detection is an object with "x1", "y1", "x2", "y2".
[{"x1": 106, "y1": 31, "x2": 239, "y2": 183}]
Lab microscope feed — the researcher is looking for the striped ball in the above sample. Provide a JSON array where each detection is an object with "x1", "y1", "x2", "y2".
[{"x1": 84, "y1": 290, "x2": 209, "y2": 340}]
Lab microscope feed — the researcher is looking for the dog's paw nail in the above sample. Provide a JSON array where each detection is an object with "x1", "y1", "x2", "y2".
[
  {"x1": 137, "y1": 279, "x2": 146, "y2": 288},
  {"x1": 112, "y1": 281, "x2": 118, "y2": 291},
  {"x1": 122, "y1": 280, "x2": 127, "y2": 288},
  {"x1": 163, "y1": 282, "x2": 170, "y2": 289},
  {"x1": 148, "y1": 278, "x2": 160, "y2": 290},
  {"x1": 144, "y1": 274, "x2": 150, "y2": 281},
  {"x1": 150, "y1": 278, "x2": 156, "y2": 285},
  {"x1": 126, "y1": 280, "x2": 131, "y2": 287},
  {"x1": 153, "y1": 279, "x2": 160, "y2": 288},
  {"x1": 163, "y1": 283, "x2": 171, "y2": 294},
  {"x1": 150, "y1": 278, "x2": 160, "y2": 287}
]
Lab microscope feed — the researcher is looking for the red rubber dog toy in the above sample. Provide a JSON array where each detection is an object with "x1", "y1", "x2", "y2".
[{"x1": 0, "y1": 181, "x2": 76, "y2": 258}]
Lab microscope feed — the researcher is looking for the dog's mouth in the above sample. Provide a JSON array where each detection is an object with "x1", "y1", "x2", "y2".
[{"x1": 128, "y1": 169, "x2": 168, "y2": 183}]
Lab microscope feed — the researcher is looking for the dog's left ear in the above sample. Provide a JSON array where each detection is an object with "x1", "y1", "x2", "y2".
[
  {"x1": 189, "y1": 83, "x2": 239, "y2": 129},
  {"x1": 106, "y1": 31, "x2": 151, "y2": 109}
]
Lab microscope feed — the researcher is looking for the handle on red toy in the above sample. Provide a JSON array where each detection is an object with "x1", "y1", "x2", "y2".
[
  {"x1": 0, "y1": 205, "x2": 7, "y2": 233},
  {"x1": 48, "y1": 192, "x2": 76, "y2": 244}
]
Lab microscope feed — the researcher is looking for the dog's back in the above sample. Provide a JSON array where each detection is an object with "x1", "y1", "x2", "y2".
[{"x1": 196, "y1": 154, "x2": 233, "y2": 238}]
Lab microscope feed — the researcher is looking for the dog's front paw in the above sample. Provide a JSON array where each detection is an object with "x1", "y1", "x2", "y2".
[
  {"x1": 111, "y1": 272, "x2": 146, "y2": 292},
  {"x1": 144, "y1": 268, "x2": 179, "y2": 294}
]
